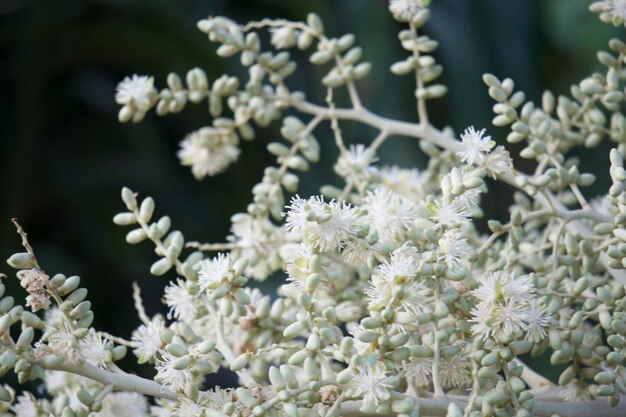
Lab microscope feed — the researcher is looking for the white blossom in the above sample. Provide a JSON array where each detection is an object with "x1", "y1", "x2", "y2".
[
  {"x1": 485, "y1": 146, "x2": 512, "y2": 178},
  {"x1": 48, "y1": 322, "x2": 80, "y2": 361},
  {"x1": 99, "y1": 392, "x2": 149, "y2": 417},
  {"x1": 11, "y1": 393, "x2": 39, "y2": 417},
  {"x1": 430, "y1": 198, "x2": 470, "y2": 228},
  {"x1": 439, "y1": 354, "x2": 471, "y2": 388},
  {"x1": 402, "y1": 357, "x2": 432, "y2": 387},
  {"x1": 132, "y1": 315, "x2": 165, "y2": 363},
  {"x1": 524, "y1": 300, "x2": 550, "y2": 342},
  {"x1": 163, "y1": 279, "x2": 197, "y2": 322},
  {"x1": 350, "y1": 360, "x2": 393, "y2": 405},
  {"x1": 270, "y1": 26, "x2": 300, "y2": 49},
  {"x1": 284, "y1": 195, "x2": 360, "y2": 252},
  {"x1": 173, "y1": 397, "x2": 205, "y2": 417},
  {"x1": 155, "y1": 350, "x2": 194, "y2": 392},
  {"x1": 437, "y1": 230, "x2": 471, "y2": 269},
  {"x1": 335, "y1": 144, "x2": 378, "y2": 184},
  {"x1": 362, "y1": 188, "x2": 417, "y2": 244},
  {"x1": 373, "y1": 166, "x2": 424, "y2": 200},
  {"x1": 177, "y1": 127, "x2": 240, "y2": 179},
  {"x1": 198, "y1": 253, "x2": 233, "y2": 291},
  {"x1": 228, "y1": 214, "x2": 283, "y2": 280},
  {"x1": 457, "y1": 126, "x2": 494, "y2": 165},
  {"x1": 78, "y1": 329, "x2": 109, "y2": 368},
  {"x1": 115, "y1": 75, "x2": 156, "y2": 111},
  {"x1": 470, "y1": 271, "x2": 545, "y2": 341}
]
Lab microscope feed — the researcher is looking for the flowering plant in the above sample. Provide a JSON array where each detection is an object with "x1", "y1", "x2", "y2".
[{"x1": 3, "y1": 1, "x2": 626, "y2": 417}]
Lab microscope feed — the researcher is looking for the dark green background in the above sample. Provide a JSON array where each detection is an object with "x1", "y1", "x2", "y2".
[{"x1": 0, "y1": 0, "x2": 619, "y2": 383}]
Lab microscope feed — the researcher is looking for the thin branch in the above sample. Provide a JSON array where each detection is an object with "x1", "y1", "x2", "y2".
[{"x1": 132, "y1": 282, "x2": 150, "y2": 326}]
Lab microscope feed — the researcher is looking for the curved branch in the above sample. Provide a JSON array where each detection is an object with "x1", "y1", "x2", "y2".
[{"x1": 39, "y1": 358, "x2": 177, "y2": 401}]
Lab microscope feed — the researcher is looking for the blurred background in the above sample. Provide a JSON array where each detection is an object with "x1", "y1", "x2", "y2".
[{"x1": 0, "y1": 0, "x2": 620, "y2": 384}]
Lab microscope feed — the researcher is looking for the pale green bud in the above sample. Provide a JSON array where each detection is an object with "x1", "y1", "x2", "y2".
[
  {"x1": 7, "y1": 253, "x2": 36, "y2": 269},
  {"x1": 283, "y1": 321, "x2": 306, "y2": 339},
  {"x1": 121, "y1": 187, "x2": 137, "y2": 210},
  {"x1": 126, "y1": 228, "x2": 147, "y2": 244},
  {"x1": 230, "y1": 353, "x2": 249, "y2": 371},
  {"x1": 113, "y1": 212, "x2": 136, "y2": 226}
]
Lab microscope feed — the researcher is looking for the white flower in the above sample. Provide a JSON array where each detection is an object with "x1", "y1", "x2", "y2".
[
  {"x1": 132, "y1": 316, "x2": 165, "y2": 363},
  {"x1": 206, "y1": 387, "x2": 234, "y2": 410},
  {"x1": 341, "y1": 238, "x2": 377, "y2": 266},
  {"x1": 198, "y1": 253, "x2": 233, "y2": 292},
  {"x1": 438, "y1": 230, "x2": 471, "y2": 269},
  {"x1": 48, "y1": 322, "x2": 80, "y2": 361},
  {"x1": 430, "y1": 198, "x2": 470, "y2": 228},
  {"x1": 472, "y1": 272, "x2": 534, "y2": 305},
  {"x1": 43, "y1": 307, "x2": 65, "y2": 329},
  {"x1": 377, "y1": 246, "x2": 419, "y2": 283},
  {"x1": 402, "y1": 357, "x2": 432, "y2": 387},
  {"x1": 373, "y1": 166, "x2": 424, "y2": 200},
  {"x1": 270, "y1": 26, "x2": 300, "y2": 49},
  {"x1": 524, "y1": 300, "x2": 550, "y2": 342},
  {"x1": 228, "y1": 214, "x2": 284, "y2": 280},
  {"x1": 155, "y1": 350, "x2": 194, "y2": 392},
  {"x1": 350, "y1": 361, "x2": 393, "y2": 405},
  {"x1": 363, "y1": 188, "x2": 417, "y2": 244},
  {"x1": 334, "y1": 144, "x2": 378, "y2": 184},
  {"x1": 11, "y1": 393, "x2": 38, "y2": 417},
  {"x1": 173, "y1": 397, "x2": 205, "y2": 417},
  {"x1": 485, "y1": 146, "x2": 512, "y2": 178},
  {"x1": 163, "y1": 279, "x2": 197, "y2": 322},
  {"x1": 366, "y1": 246, "x2": 429, "y2": 316},
  {"x1": 439, "y1": 354, "x2": 471, "y2": 388},
  {"x1": 457, "y1": 126, "x2": 494, "y2": 165},
  {"x1": 470, "y1": 271, "x2": 539, "y2": 341},
  {"x1": 388, "y1": 0, "x2": 426, "y2": 22},
  {"x1": 177, "y1": 127, "x2": 241, "y2": 179},
  {"x1": 99, "y1": 392, "x2": 149, "y2": 417},
  {"x1": 283, "y1": 195, "x2": 360, "y2": 252},
  {"x1": 590, "y1": 195, "x2": 615, "y2": 217},
  {"x1": 115, "y1": 75, "x2": 156, "y2": 111},
  {"x1": 78, "y1": 329, "x2": 109, "y2": 368},
  {"x1": 559, "y1": 380, "x2": 591, "y2": 402}
]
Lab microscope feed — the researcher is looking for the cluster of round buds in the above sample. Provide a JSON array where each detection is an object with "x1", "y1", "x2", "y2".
[
  {"x1": 390, "y1": 6, "x2": 445, "y2": 102},
  {"x1": 0, "y1": 280, "x2": 33, "y2": 382},
  {"x1": 251, "y1": 116, "x2": 320, "y2": 219},
  {"x1": 114, "y1": 188, "x2": 200, "y2": 280},
  {"x1": 154, "y1": 68, "x2": 210, "y2": 116},
  {"x1": 388, "y1": 0, "x2": 430, "y2": 24},
  {"x1": 607, "y1": 149, "x2": 626, "y2": 268},
  {"x1": 590, "y1": 1, "x2": 626, "y2": 26},
  {"x1": 309, "y1": 32, "x2": 371, "y2": 89}
]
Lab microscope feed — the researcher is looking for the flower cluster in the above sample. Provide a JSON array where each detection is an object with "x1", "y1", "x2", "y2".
[{"x1": 4, "y1": 2, "x2": 626, "y2": 417}]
